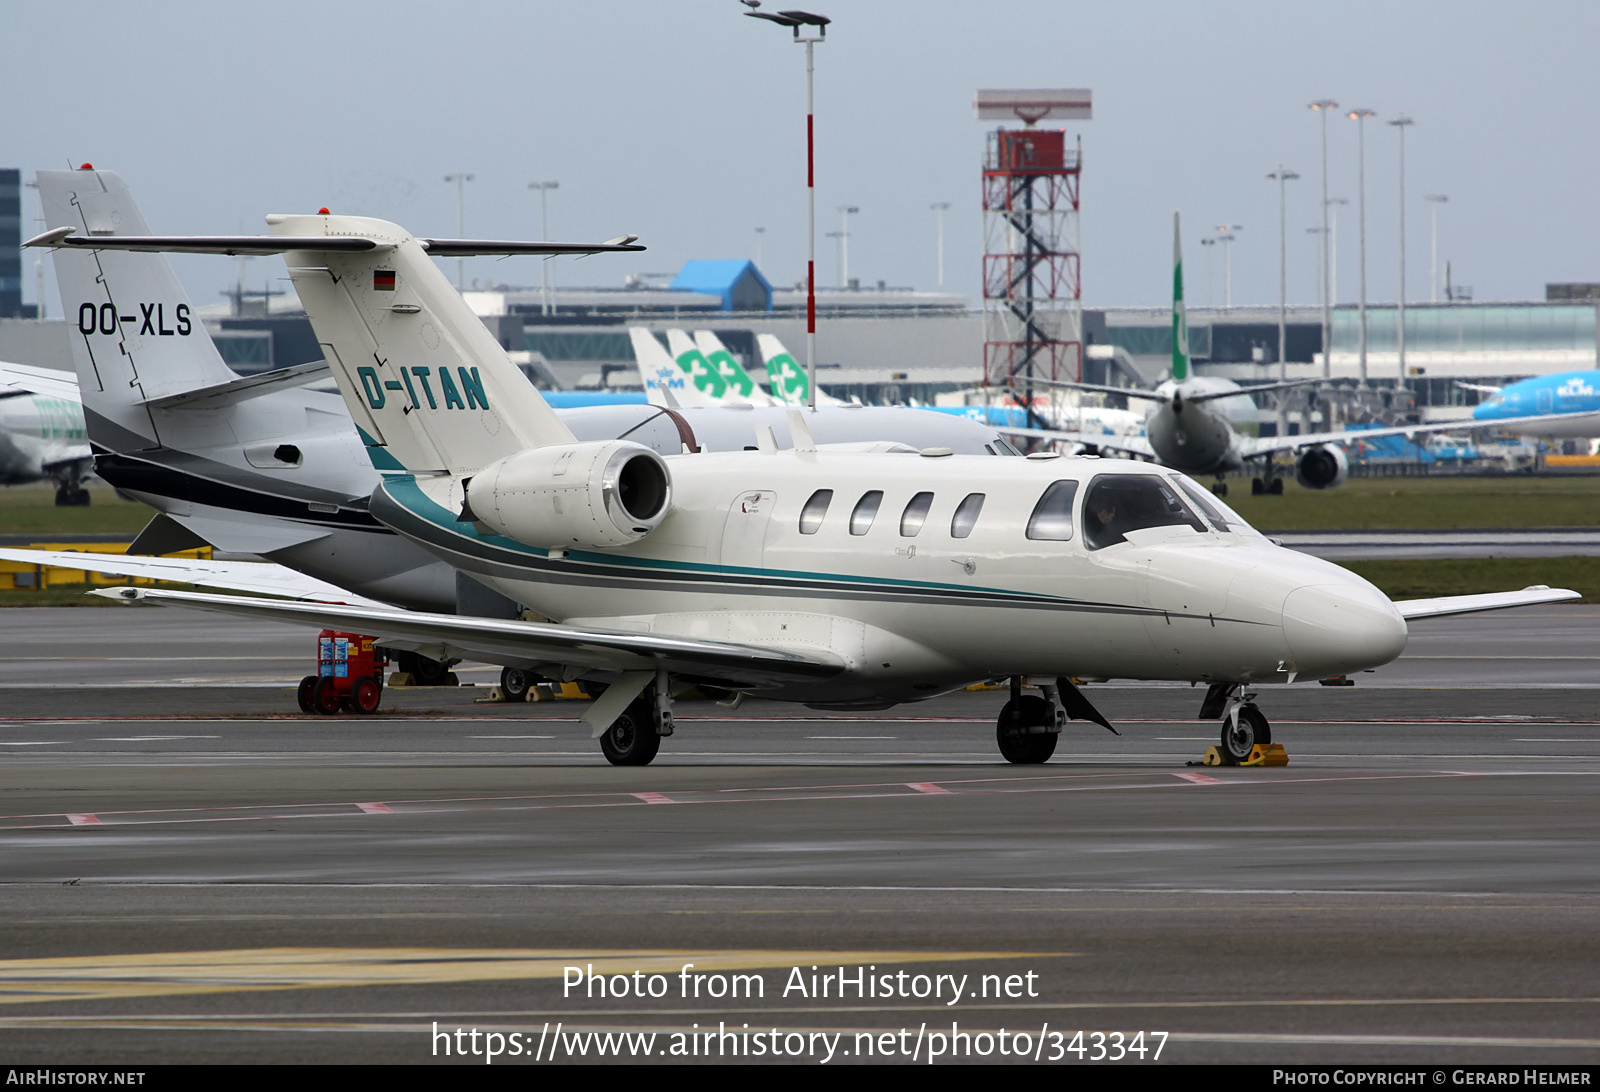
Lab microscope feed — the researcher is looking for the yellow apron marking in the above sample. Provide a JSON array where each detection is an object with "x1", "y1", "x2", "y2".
[{"x1": 0, "y1": 948, "x2": 1053, "y2": 1005}]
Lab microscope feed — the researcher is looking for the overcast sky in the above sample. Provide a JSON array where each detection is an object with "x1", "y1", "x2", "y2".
[{"x1": 8, "y1": 1, "x2": 1598, "y2": 315}]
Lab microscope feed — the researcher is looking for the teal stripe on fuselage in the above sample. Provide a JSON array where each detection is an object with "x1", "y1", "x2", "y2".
[{"x1": 374, "y1": 475, "x2": 1213, "y2": 622}]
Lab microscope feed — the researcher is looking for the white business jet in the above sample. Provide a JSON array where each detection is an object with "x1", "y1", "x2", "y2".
[
  {"x1": 37, "y1": 210, "x2": 1577, "y2": 767},
  {"x1": 18, "y1": 169, "x2": 1013, "y2": 633}
]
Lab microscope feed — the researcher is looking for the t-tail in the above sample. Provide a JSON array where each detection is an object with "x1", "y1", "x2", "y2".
[
  {"x1": 1172, "y1": 211, "x2": 1190, "y2": 384},
  {"x1": 37, "y1": 168, "x2": 239, "y2": 452}
]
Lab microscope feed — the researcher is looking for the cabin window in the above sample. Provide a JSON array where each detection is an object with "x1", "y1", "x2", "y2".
[
  {"x1": 799, "y1": 489, "x2": 833, "y2": 534},
  {"x1": 1082, "y1": 474, "x2": 1207, "y2": 550},
  {"x1": 1025, "y1": 480, "x2": 1078, "y2": 541},
  {"x1": 850, "y1": 491, "x2": 884, "y2": 536},
  {"x1": 900, "y1": 491, "x2": 934, "y2": 537},
  {"x1": 950, "y1": 493, "x2": 985, "y2": 539},
  {"x1": 1170, "y1": 475, "x2": 1233, "y2": 533}
]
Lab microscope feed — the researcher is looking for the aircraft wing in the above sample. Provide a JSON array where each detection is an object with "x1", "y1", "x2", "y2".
[
  {"x1": 996, "y1": 424, "x2": 1157, "y2": 459},
  {"x1": 1394, "y1": 585, "x2": 1581, "y2": 620},
  {"x1": 0, "y1": 360, "x2": 82, "y2": 403},
  {"x1": 0, "y1": 548, "x2": 388, "y2": 606},
  {"x1": 1238, "y1": 411, "x2": 1600, "y2": 459},
  {"x1": 91, "y1": 587, "x2": 846, "y2": 689}
]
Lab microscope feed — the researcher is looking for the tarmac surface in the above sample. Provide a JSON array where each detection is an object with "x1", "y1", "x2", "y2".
[
  {"x1": 1274, "y1": 527, "x2": 1600, "y2": 559},
  {"x1": 0, "y1": 606, "x2": 1596, "y2": 1065}
]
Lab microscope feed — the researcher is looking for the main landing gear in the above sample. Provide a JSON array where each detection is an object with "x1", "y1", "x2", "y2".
[
  {"x1": 1199, "y1": 683, "x2": 1273, "y2": 765},
  {"x1": 592, "y1": 669, "x2": 676, "y2": 766},
  {"x1": 995, "y1": 677, "x2": 1120, "y2": 764},
  {"x1": 1250, "y1": 476, "x2": 1284, "y2": 495}
]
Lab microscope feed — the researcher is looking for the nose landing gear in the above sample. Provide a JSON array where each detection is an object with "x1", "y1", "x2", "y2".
[{"x1": 1199, "y1": 682, "x2": 1274, "y2": 765}]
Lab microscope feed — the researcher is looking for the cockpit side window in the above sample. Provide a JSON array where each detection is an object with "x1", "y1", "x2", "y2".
[
  {"x1": 1082, "y1": 474, "x2": 1207, "y2": 551},
  {"x1": 1170, "y1": 475, "x2": 1232, "y2": 533},
  {"x1": 1025, "y1": 480, "x2": 1078, "y2": 541}
]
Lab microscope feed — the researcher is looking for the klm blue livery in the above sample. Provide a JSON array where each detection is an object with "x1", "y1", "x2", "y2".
[{"x1": 1473, "y1": 371, "x2": 1600, "y2": 439}]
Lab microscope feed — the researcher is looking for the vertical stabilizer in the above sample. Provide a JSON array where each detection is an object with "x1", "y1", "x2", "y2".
[
  {"x1": 631, "y1": 327, "x2": 718, "y2": 408},
  {"x1": 692, "y1": 330, "x2": 776, "y2": 406},
  {"x1": 664, "y1": 329, "x2": 732, "y2": 404},
  {"x1": 1172, "y1": 212, "x2": 1191, "y2": 383},
  {"x1": 755, "y1": 333, "x2": 843, "y2": 406},
  {"x1": 38, "y1": 169, "x2": 238, "y2": 450},
  {"x1": 272, "y1": 213, "x2": 575, "y2": 475}
]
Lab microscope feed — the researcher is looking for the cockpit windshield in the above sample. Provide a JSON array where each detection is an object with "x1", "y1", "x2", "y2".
[{"x1": 1082, "y1": 473, "x2": 1207, "y2": 550}]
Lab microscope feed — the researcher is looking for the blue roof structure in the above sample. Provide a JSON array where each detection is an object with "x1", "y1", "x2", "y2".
[{"x1": 669, "y1": 260, "x2": 772, "y2": 312}]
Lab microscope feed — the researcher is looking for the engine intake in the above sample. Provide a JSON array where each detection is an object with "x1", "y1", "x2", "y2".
[
  {"x1": 465, "y1": 439, "x2": 671, "y2": 549},
  {"x1": 1294, "y1": 443, "x2": 1348, "y2": 490}
]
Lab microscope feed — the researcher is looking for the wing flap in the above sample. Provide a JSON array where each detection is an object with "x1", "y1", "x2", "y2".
[{"x1": 91, "y1": 587, "x2": 844, "y2": 688}]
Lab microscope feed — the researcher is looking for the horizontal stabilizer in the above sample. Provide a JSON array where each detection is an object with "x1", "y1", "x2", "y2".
[
  {"x1": 140, "y1": 360, "x2": 332, "y2": 410},
  {"x1": 27, "y1": 229, "x2": 644, "y2": 258},
  {"x1": 1395, "y1": 585, "x2": 1581, "y2": 620}
]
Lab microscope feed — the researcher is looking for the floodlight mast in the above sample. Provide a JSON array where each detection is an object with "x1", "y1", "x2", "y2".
[{"x1": 746, "y1": 6, "x2": 831, "y2": 409}]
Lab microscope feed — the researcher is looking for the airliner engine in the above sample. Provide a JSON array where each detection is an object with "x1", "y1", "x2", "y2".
[
  {"x1": 464, "y1": 439, "x2": 671, "y2": 549},
  {"x1": 1294, "y1": 444, "x2": 1349, "y2": 490}
]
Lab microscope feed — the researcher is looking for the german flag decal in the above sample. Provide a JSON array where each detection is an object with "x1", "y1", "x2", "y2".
[{"x1": 373, "y1": 270, "x2": 397, "y2": 291}]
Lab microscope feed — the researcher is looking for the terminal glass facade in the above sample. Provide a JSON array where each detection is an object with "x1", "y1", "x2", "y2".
[{"x1": 1330, "y1": 304, "x2": 1597, "y2": 353}]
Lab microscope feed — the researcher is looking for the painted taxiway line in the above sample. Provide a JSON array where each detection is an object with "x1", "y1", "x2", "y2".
[{"x1": 0, "y1": 768, "x2": 1530, "y2": 832}]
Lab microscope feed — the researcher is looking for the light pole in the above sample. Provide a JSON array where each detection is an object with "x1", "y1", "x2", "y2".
[
  {"x1": 1267, "y1": 166, "x2": 1300, "y2": 392},
  {"x1": 826, "y1": 230, "x2": 845, "y2": 286},
  {"x1": 1200, "y1": 236, "x2": 1217, "y2": 308},
  {"x1": 1348, "y1": 108, "x2": 1375, "y2": 386},
  {"x1": 1309, "y1": 99, "x2": 1338, "y2": 377},
  {"x1": 1327, "y1": 197, "x2": 1348, "y2": 305},
  {"x1": 930, "y1": 202, "x2": 950, "y2": 289},
  {"x1": 754, "y1": 226, "x2": 765, "y2": 269},
  {"x1": 747, "y1": 4, "x2": 830, "y2": 409},
  {"x1": 528, "y1": 180, "x2": 559, "y2": 316},
  {"x1": 1215, "y1": 224, "x2": 1242, "y2": 310},
  {"x1": 1389, "y1": 114, "x2": 1415, "y2": 387},
  {"x1": 444, "y1": 172, "x2": 475, "y2": 290},
  {"x1": 837, "y1": 205, "x2": 859, "y2": 287},
  {"x1": 1424, "y1": 194, "x2": 1448, "y2": 303}
]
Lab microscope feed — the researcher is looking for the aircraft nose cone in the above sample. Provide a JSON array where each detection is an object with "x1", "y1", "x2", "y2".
[{"x1": 1281, "y1": 584, "x2": 1408, "y2": 678}]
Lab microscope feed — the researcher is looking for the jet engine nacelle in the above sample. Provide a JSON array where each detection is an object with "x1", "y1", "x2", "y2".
[
  {"x1": 1294, "y1": 443, "x2": 1348, "y2": 490},
  {"x1": 465, "y1": 439, "x2": 672, "y2": 549}
]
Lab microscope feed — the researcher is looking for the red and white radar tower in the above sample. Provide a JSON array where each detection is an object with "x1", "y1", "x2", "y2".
[{"x1": 976, "y1": 89, "x2": 1091, "y2": 424}]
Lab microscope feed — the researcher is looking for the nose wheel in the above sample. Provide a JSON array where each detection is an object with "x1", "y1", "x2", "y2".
[
  {"x1": 1220, "y1": 704, "x2": 1271, "y2": 764},
  {"x1": 1200, "y1": 682, "x2": 1275, "y2": 766}
]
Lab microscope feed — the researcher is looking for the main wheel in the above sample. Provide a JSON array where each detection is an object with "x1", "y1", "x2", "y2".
[
  {"x1": 1267, "y1": 477, "x2": 1284, "y2": 495},
  {"x1": 996, "y1": 694, "x2": 1058, "y2": 764},
  {"x1": 500, "y1": 666, "x2": 534, "y2": 702},
  {"x1": 296, "y1": 675, "x2": 318, "y2": 714},
  {"x1": 54, "y1": 487, "x2": 90, "y2": 507},
  {"x1": 1250, "y1": 477, "x2": 1266, "y2": 495},
  {"x1": 311, "y1": 676, "x2": 344, "y2": 716},
  {"x1": 1211, "y1": 481, "x2": 1229, "y2": 497},
  {"x1": 599, "y1": 697, "x2": 662, "y2": 766},
  {"x1": 1220, "y1": 704, "x2": 1272, "y2": 764},
  {"x1": 344, "y1": 675, "x2": 382, "y2": 715}
]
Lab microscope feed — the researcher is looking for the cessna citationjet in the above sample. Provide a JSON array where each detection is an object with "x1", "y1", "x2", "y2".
[
  {"x1": 33, "y1": 205, "x2": 1577, "y2": 767},
  {"x1": 20, "y1": 168, "x2": 1014, "y2": 626}
]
